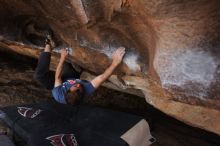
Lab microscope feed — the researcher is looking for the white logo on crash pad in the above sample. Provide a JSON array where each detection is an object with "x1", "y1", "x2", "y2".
[
  {"x1": 17, "y1": 107, "x2": 42, "y2": 118},
  {"x1": 46, "y1": 134, "x2": 78, "y2": 146}
]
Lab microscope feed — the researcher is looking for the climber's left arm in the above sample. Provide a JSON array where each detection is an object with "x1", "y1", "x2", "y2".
[{"x1": 91, "y1": 47, "x2": 125, "y2": 89}]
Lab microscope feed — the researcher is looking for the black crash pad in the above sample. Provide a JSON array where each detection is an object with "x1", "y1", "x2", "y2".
[
  {"x1": 0, "y1": 135, "x2": 15, "y2": 146},
  {"x1": 0, "y1": 101, "x2": 144, "y2": 146}
]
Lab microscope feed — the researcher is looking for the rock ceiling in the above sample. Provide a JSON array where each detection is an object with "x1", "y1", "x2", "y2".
[{"x1": 0, "y1": 0, "x2": 220, "y2": 135}]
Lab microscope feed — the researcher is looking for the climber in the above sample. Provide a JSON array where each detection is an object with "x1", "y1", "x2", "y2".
[{"x1": 34, "y1": 35, "x2": 125, "y2": 105}]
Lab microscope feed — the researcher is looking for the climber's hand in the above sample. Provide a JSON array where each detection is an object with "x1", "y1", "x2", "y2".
[
  {"x1": 60, "y1": 48, "x2": 68, "y2": 60},
  {"x1": 112, "y1": 47, "x2": 126, "y2": 66},
  {"x1": 90, "y1": 47, "x2": 125, "y2": 89}
]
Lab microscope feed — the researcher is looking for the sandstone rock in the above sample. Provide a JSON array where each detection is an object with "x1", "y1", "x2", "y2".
[{"x1": 0, "y1": 0, "x2": 220, "y2": 135}]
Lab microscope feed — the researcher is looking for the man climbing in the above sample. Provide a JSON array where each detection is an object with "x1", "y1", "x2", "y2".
[{"x1": 34, "y1": 35, "x2": 125, "y2": 105}]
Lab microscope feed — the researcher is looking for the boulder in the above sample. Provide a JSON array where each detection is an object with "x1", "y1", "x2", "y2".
[{"x1": 0, "y1": 0, "x2": 220, "y2": 135}]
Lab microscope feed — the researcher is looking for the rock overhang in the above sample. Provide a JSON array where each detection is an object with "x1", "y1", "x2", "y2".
[{"x1": 0, "y1": 0, "x2": 220, "y2": 135}]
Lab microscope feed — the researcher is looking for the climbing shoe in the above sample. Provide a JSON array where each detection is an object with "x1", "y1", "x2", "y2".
[{"x1": 45, "y1": 31, "x2": 56, "y2": 48}]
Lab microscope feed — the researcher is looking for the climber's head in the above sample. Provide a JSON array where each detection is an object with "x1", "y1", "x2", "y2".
[
  {"x1": 66, "y1": 85, "x2": 83, "y2": 105},
  {"x1": 52, "y1": 79, "x2": 83, "y2": 105},
  {"x1": 61, "y1": 80, "x2": 83, "y2": 105}
]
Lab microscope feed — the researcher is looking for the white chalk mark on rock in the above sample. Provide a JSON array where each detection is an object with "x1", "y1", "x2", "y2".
[{"x1": 154, "y1": 48, "x2": 218, "y2": 99}]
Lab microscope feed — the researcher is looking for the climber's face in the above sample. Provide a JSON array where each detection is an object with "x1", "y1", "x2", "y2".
[{"x1": 69, "y1": 84, "x2": 82, "y2": 92}]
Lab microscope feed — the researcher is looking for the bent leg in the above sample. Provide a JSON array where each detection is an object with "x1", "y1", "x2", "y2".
[{"x1": 34, "y1": 45, "x2": 54, "y2": 89}]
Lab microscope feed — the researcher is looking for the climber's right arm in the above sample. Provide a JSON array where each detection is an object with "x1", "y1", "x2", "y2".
[{"x1": 54, "y1": 49, "x2": 68, "y2": 87}]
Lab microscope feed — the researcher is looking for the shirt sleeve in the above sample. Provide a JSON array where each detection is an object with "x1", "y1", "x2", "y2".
[
  {"x1": 52, "y1": 85, "x2": 67, "y2": 104},
  {"x1": 81, "y1": 80, "x2": 95, "y2": 96}
]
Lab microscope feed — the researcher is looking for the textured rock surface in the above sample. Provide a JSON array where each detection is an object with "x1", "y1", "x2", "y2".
[
  {"x1": 0, "y1": 52, "x2": 219, "y2": 146},
  {"x1": 0, "y1": 0, "x2": 220, "y2": 135}
]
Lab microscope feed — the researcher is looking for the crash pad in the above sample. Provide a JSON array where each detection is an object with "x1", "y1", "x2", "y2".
[{"x1": 0, "y1": 101, "x2": 154, "y2": 146}]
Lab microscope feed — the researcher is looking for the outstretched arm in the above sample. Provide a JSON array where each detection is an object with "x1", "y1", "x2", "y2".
[
  {"x1": 91, "y1": 47, "x2": 126, "y2": 89},
  {"x1": 54, "y1": 49, "x2": 68, "y2": 87}
]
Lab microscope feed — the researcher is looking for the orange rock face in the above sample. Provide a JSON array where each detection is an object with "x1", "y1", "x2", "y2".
[{"x1": 0, "y1": 0, "x2": 220, "y2": 135}]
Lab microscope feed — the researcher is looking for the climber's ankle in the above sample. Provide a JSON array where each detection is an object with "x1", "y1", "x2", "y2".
[{"x1": 44, "y1": 44, "x2": 52, "y2": 52}]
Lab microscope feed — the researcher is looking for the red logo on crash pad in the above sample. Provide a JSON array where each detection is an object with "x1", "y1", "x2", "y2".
[
  {"x1": 46, "y1": 134, "x2": 78, "y2": 146},
  {"x1": 17, "y1": 107, "x2": 42, "y2": 119}
]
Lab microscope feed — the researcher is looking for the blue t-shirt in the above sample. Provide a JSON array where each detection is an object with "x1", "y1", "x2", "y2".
[{"x1": 52, "y1": 79, "x2": 95, "y2": 104}]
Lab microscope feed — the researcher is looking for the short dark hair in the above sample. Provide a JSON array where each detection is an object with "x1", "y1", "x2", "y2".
[{"x1": 66, "y1": 90, "x2": 83, "y2": 105}]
